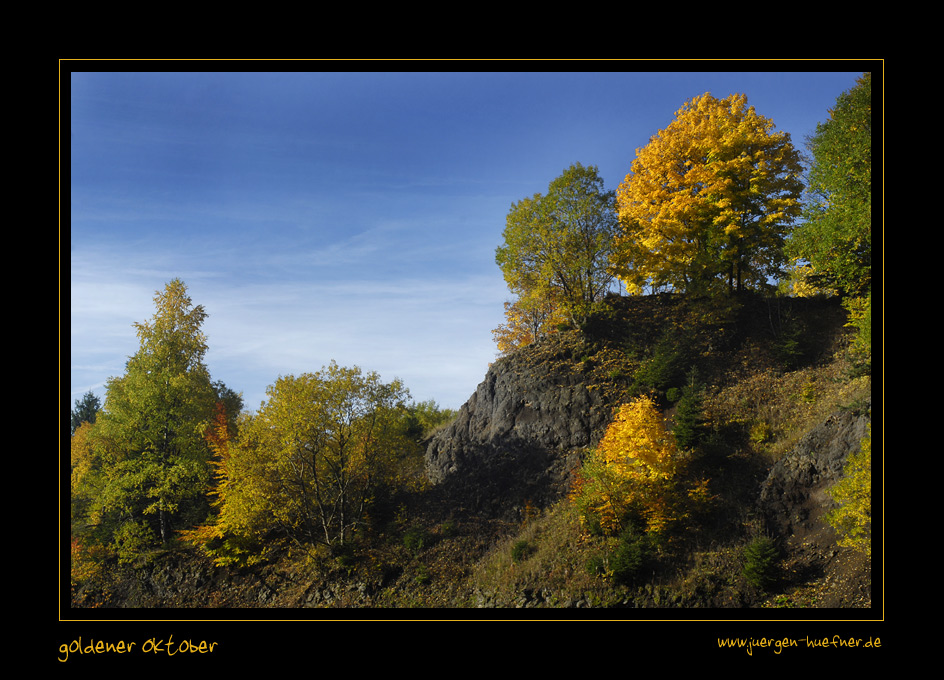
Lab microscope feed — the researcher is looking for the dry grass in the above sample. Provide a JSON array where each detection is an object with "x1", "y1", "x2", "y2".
[
  {"x1": 469, "y1": 501, "x2": 654, "y2": 608},
  {"x1": 704, "y1": 346, "x2": 871, "y2": 463}
]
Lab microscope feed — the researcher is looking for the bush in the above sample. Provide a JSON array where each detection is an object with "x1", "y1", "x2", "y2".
[
  {"x1": 582, "y1": 523, "x2": 653, "y2": 585},
  {"x1": 610, "y1": 530, "x2": 651, "y2": 585},
  {"x1": 673, "y1": 370, "x2": 707, "y2": 450},
  {"x1": 742, "y1": 536, "x2": 779, "y2": 590},
  {"x1": 511, "y1": 540, "x2": 536, "y2": 563},
  {"x1": 413, "y1": 564, "x2": 431, "y2": 585},
  {"x1": 402, "y1": 526, "x2": 432, "y2": 556},
  {"x1": 826, "y1": 424, "x2": 871, "y2": 557},
  {"x1": 632, "y1": 334, "x2": 688, "y2": 396},
  {"x1": 749, "y1": 420, "x2": 773, "y2": 446},
  {"x1": 113, "y1": 520, "x2": 156, "y2": 564},
  {"x1": 332, "y1": 542, "x2": 357, "y2": 574},
  {"x1": 585, "y1": 554, "x2": 607, "y2": 577},
  {"x1": 574, "y1": 395, "x2": 706, "y2": 536}
]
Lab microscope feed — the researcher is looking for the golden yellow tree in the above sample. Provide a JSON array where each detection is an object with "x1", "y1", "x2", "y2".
[
  {"x1": 70, "y1": 421, "x2": 103, "y2": 527},
  {"x1": 782, "y1": 260, "x2": 837, "y2": 298},
  {"x1": 572, "y1": 395, "x2": 710, "y2": 536},
  {"x1": 613, "y1": 93, "x2": 803, "y2": 296},
  {"x1": 204, "y1": 363, "x2": 411, "y2": 561},
  {"x1": 826, "y1": 424, "x2": 871, "y2": 557}
]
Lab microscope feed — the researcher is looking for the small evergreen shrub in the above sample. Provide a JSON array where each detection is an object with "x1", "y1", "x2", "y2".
[
  {"x1": 585, "y1": 554, "x2": 607, "y2": 577},
  {"x1": 403, "y1": 526, "x2": 432, "y2": 556},
  {"x1": 610, "y1": 535, "x2": 648, "y2": 585},
  {"x1": 631, "y1": 328, "x2": 693, "y2": 398},
  {"x1": 511, "y1": 539, "x2": 536, "y2": 563},
  {"x1": 742, "y1": 536, "x2": 779, "y2": 590},
  {"x1": 673, "y1": 370, "x2": 707, "y2": 450}
]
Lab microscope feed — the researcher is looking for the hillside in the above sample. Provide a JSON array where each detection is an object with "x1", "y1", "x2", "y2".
[{"x1": 70, "y1": 292, "x2": 873, "y2": 611}]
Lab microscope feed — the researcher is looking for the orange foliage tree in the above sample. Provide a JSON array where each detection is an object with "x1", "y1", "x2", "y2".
[
  {"x1": 491, "y1": 293, "x2": 568, "y2": 355},
  {"x1": 571, "y1": 395, "x2": 711, "y2": 537},
  {"x1": 178, "y1": 401, "x2": 238, "y2": 560}
]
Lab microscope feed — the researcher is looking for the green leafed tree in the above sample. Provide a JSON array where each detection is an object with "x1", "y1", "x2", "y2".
[
  {"x1": 209, "y1": 362, "x2": 411, "y2": 560},
  {"x1": 495, "y1": 162, "x2": 618, "y2": 331},
  {"x1": 788, "y1": 72, "x2": 872, "y2": 299},
  {"x1": 90, "y1": 279, "x2": 218, "y2": 558}
]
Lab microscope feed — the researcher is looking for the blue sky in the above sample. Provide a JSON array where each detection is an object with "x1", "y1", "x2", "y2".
[{"x1": 67, "y1": 68, "x2": 867, "y2": 412}]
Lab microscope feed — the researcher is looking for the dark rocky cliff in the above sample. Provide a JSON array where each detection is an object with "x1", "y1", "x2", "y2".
[
  {"x1": 424, "y1": 333, "x2": 631, "y2": 520},
  {"x1": 754, "y1": 402, "x2": 873, "y2": 607},
  {"x1": 423, "y1": 293, "x2": 709, "y2": 519},
  {"x1": 759, "y1": 402, "x2": 871, "y2": 539},
  {"x1": 424, "y1": 292, "x2": 860, "y2": 526}
]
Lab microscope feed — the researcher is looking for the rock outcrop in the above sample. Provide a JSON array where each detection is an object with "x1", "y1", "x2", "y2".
[
  {"x1": 758, "y1": 402, "x2": 871, "y2": 545},
  {"x1": 755, "y1": 402, "x2": 872, "y2": 607},
  {"x1": 424, "y1": 336, "x2": 627, "y2": 519}
]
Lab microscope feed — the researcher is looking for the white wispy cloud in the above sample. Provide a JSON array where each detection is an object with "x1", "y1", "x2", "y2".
[{"x1": 69, "y1": 235, "x2": 509, "y2": 412}]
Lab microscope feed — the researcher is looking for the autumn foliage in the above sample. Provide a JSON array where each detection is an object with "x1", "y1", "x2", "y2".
[
  {"x1": 494, "y1": 162, "x2": 618, "y2": 350},
  {"x1": 491, "y1": 295, "x2": 568, "y2": 355},
  {"x1": 69, "y1": 76, "x2": 873, "y2": 599},
  {"x1": 185, "y1": 363, "x2": 412, "y2": 564},
  {"x1": 571, "y1": 395, "x2": 711, "y2": 537},
  {"x1": 177, "y1": 401, "x2": 236, "y2": 560},
  {"x1": 492, "y1": 93, "x2": 807, "y2": 354},
  {"x1": 613, "y1": 93, "x2": 803, "y2": 296},
  {"x1": 826, "y1": 424, "x2": 871, "y2": 557}
]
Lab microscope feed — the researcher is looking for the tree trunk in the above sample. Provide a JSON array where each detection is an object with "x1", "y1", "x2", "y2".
[{"x1": 159, "y1": 509, "x2": 168, "y2": 544}]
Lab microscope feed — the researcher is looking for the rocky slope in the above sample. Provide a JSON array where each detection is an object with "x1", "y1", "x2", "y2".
[
  {"x1": 421, "y1": 292, "x2": 872, "y2": 607},
  {"x1": 424, "y1": 336, "x2": 616, "y2": 519},
  {"x1": 70, "y1": 293, "x2": 874, "y2": 610},
  {"x1": 757, "y1": 402, "x2": 872, "y2": 607},
  {"x1": 424, "y1": 293, "x2": 705, "y2": 519}
]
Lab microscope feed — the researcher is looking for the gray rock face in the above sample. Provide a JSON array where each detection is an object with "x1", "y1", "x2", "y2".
[
  {"x1": 758, "y1": 403, "x2": 871, "y2": 544},
  {"x1": 424, "y1": 344, "x2": 621, "y2": 518}
]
